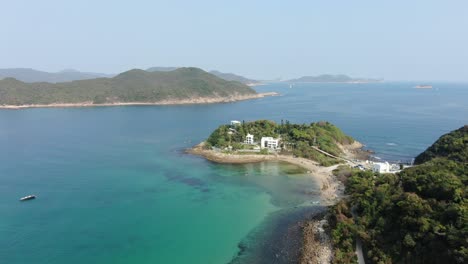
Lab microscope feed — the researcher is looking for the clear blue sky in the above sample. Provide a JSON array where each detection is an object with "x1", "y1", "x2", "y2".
[{"x1": 1, "y1": 0, "x2": 467, "y2": 81}]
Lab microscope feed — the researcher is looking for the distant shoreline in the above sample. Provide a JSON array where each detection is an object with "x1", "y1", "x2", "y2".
[
  {"x1": 285, "y1": 81, "x2": 383, "y2": 84},
  {"x1": 246, "y1": 82, "x2": 267, "y2": 87},
  {"x1": 0, "y1": 92, "x2": 278, "y2": 110}
]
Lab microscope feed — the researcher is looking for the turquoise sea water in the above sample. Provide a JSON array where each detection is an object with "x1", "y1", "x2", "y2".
[{"x1": 1, "y1": 82, "x2": 467, "y2": 263}]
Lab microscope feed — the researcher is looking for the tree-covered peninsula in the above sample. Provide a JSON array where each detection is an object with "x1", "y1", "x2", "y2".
[
  {"x1": 329, "y1": 125, "x2": 467, "y2": 264},
  {"x1": 0, "y1": 67, "x2": 259, "y2": 106},
  {"x1": 204, "y1": 120, "x2": 358, "y2": 166}
]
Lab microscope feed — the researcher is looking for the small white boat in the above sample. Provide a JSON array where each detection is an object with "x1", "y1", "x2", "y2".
[{"x1": 20, "y1": 195, "x2": 36, "y2": 201}]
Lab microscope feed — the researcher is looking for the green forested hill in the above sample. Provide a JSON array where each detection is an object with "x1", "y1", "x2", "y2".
[
  {"x1": 330, "y1": 125, "x2": 467, "y2": 264},
  {"x1": 206, "y1": 120, "x2": 355, "y2": 166},
  {"x1": 0, "y1": 67, "x2": 256, "y2": 105},
  {"x1": 414, "y1": 125, "x2": 468, "y2": 164}
]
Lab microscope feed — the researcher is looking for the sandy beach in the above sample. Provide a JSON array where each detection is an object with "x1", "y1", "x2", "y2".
[
  {"x1": 187, "y1": 142, "x2": 347, "y2": 205},
  {"x1": 0, "y1": 92, "x2": 278, "y2": 109}
]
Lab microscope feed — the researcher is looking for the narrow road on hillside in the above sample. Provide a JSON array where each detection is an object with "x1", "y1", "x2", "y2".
[
  {"x1": 311, "y1": 146, "x2": 356, "y2": 165},
  {"x1": 351, "y1": 206, "x2": 366, "y2": 264}
]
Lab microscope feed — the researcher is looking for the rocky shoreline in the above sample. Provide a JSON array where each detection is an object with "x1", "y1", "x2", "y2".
[
  {"x1": 228, "y1": 206, "x2": 328, "y2": 264},
  {"x1": 299, "y1": 215, "x2": 333, "y2": 264},
  {"x1": 0, "y1": 92, "x2": 278, "y2": 109}
]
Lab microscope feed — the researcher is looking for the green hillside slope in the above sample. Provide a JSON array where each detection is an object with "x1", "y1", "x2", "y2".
[
  {"x1": 330, "y1": 125, "x2": 467, "y2": 263},
  {"x1": 0, "y1": 67, "x2": 256, "y2": 105}
]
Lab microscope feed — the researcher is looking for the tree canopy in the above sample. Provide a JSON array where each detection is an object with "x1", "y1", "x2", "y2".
[{"x1": 206, "y1": 120, "x2": 355, "y2": 166}]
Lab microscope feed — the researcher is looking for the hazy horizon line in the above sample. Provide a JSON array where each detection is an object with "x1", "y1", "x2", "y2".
[{"x1": 1, "y1": 66, "x2": 467, "y2": 83}]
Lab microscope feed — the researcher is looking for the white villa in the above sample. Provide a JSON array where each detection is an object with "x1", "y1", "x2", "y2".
[
  {"x1": 230, "y1": 120, "x2": 241, "y2": 126},
  {"x1": 372, "y1": 162, "x2": 390, "y2": 173},
  {"x1": 244, "y1": 133, "x2": 254, "y2": 144},
  {"x1": 261, "y1": 137, "x2": 279, "y2": 149}
]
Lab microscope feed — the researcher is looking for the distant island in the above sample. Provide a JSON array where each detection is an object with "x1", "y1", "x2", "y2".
[
  {"x1": 0, "y1": 67, "x2": 276, "y2": 109},
  {"x1": 287, "y1": 74, "x2": 383, "y2": 83},
  {"x1": 0, "y1": 68, "x2": 113, "y2": 83}
]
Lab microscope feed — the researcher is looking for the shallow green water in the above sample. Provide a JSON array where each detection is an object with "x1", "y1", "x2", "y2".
[
  {"x1": 1, "y1": 82, "x2": 467, "y2": 263},
  {"x1": 0, "y1": 118, "x2": 318, "y2": 264}
]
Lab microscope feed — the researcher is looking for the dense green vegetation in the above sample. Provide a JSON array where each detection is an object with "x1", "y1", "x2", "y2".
[
  {"x1": 329, "y1": 126, "x2": 468, "y2": 264},
  {"x1": 206, "y1": 120, "x2": 355, "y2": 165},
  {"x1": 0, "y1": 67, "x2": 255, "y2": 105},
  {"x1": 414, "y1": 125, "x2": 467, "y2": 164},
  {"x1": 329, "y1": 200, "x2": 358, "y2": 264}
]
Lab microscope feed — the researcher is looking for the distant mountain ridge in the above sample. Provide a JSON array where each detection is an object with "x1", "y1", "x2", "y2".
[
  {"x1": 146, "y1": 67, "x2": 259, "y2": 85},
  {"x1": 0, "y1": 67, "x2": 258, "y2": 106},
  {"x1": 0, "y1": 68, "x2": 113, "y2": 83},
  {"x1": 287, "y1": 74, "x2": 382, "y2": 83},
  {"x1": 146, "y1": 67, "x2": 179, "y2": 72},
  {"x1": 208, "y1": 70, "x2": 259, "y2": 85}
]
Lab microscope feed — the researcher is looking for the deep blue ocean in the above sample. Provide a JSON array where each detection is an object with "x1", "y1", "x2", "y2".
[{"x1": 0, "y1": 82, "x2": 467, "y2": 263}]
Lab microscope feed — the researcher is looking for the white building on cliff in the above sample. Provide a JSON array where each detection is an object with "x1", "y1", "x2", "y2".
[
  {"x1": 372, "y1": 162, "x2": 390, "y2": 173},
  {"x1": 261, "y1": 137, "x2": 279, "y2": 149},
  {"x1": 244, "y1": 133, "x2": 254, "y2": 144}
]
